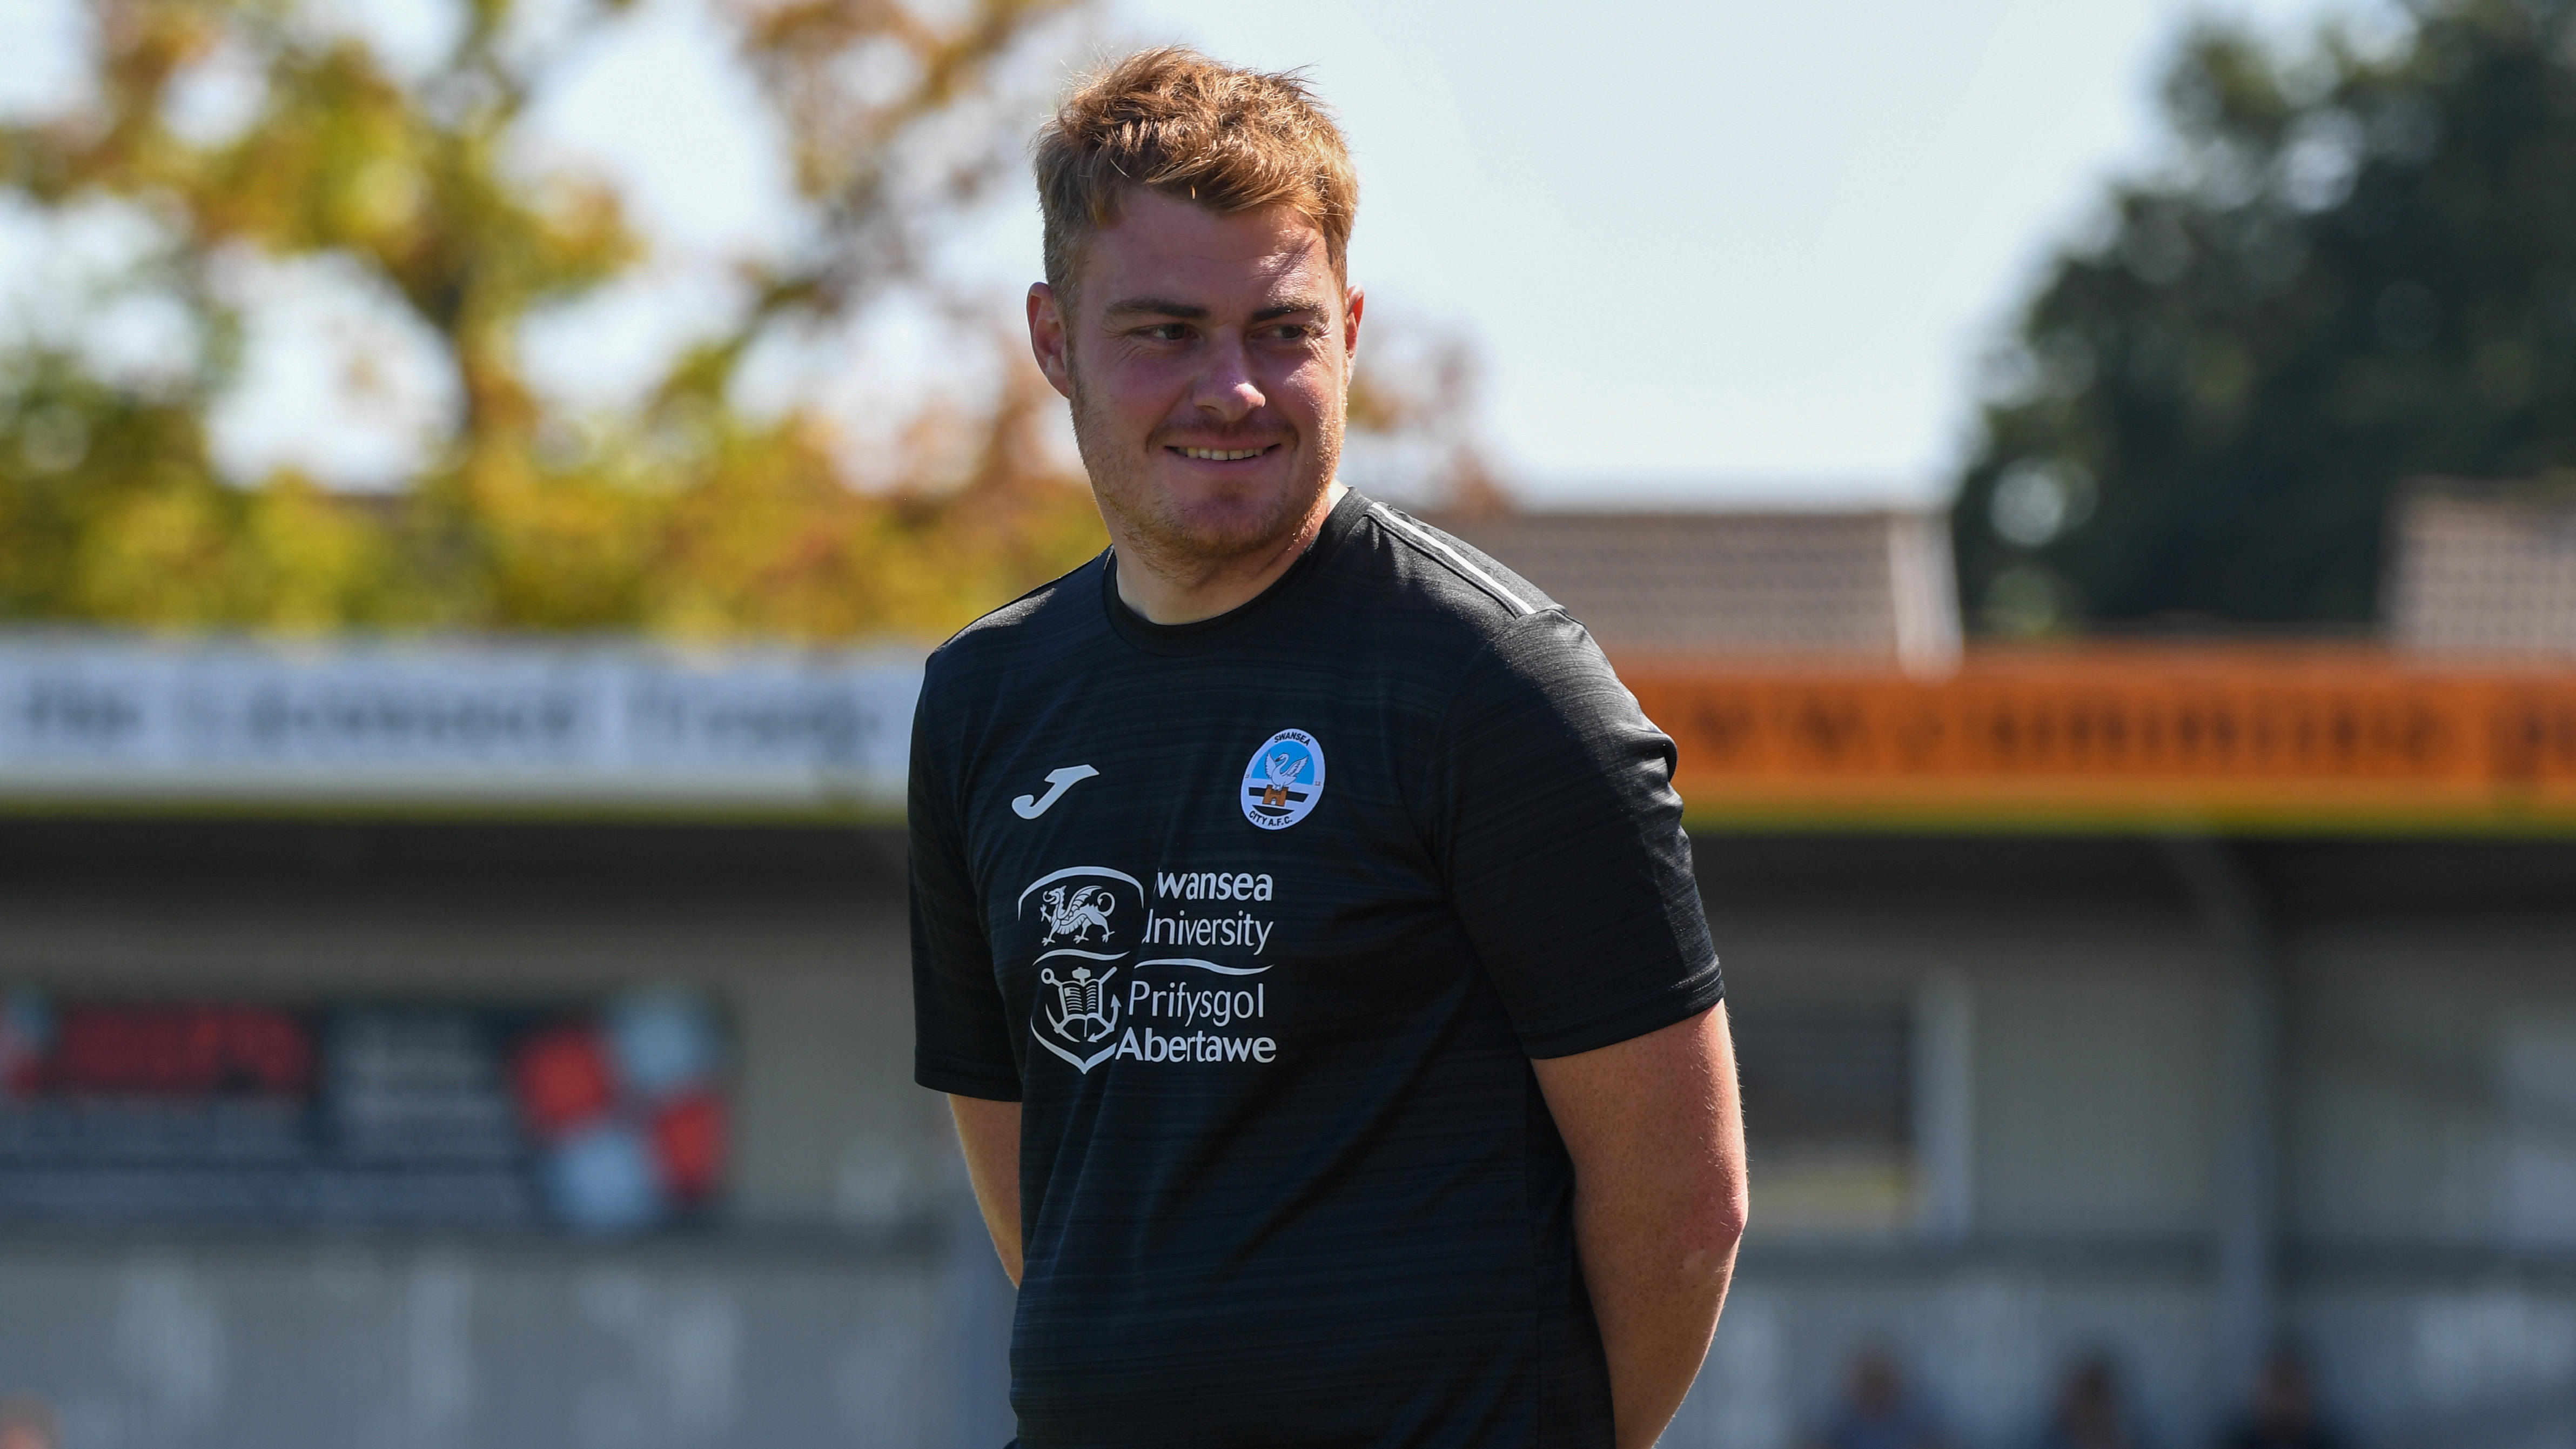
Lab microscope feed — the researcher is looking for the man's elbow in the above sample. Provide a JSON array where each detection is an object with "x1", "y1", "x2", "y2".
[
  {"x1": 1713, "y1": 1175, "x2": 1751, "y2": 1244},
  {"x1": 1687, "y1": 1179, "x2": 1749, "y2": 1272},
  {"x1": 1662, "y1": 1163, "x2": 1747, "y2": 1282}
]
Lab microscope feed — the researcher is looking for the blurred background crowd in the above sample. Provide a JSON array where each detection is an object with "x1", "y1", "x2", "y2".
[{"x1": 4, "y1": 0, "x2": 2576, "y2": 1446}]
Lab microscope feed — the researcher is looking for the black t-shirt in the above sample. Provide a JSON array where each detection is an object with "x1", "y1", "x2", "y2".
[{"x1": 910, "y1": 489, "x2": 1722, "y2": 1448}]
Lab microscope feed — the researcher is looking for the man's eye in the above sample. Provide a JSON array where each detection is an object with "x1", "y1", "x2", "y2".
[
  {"x1": 1264, "y1": 324, "x2": 1316, "y2": 341},
  {"x1": 1142, "y1": 324, "x2": 1191, "y2": 341}
]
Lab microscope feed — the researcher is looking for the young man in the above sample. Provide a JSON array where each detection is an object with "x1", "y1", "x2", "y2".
[{"x1": 910, "y1": 48, "x2": 1747, "y2": 1448}]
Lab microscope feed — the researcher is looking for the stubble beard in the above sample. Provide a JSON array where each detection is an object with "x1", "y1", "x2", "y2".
[{"x1": 1065, "y1": 363, "x2": 1343, "y2": 577}]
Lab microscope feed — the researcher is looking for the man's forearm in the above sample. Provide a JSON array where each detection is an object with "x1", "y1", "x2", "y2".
[
  {"x1": 1534, "y1": 1004, "x2": 1750, "y2": 1449},
  {"x1": 949, "y1": 1094, "x2": 1025, "y2": 1285},
  {"x1": 1573, "y1": 1172, "x2": 1744, "y2": 1446}
]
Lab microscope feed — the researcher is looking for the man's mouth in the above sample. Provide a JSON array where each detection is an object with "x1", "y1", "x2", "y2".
[{"x1": 1169, "y1": 444, "x2": 1280, "y2": 461}]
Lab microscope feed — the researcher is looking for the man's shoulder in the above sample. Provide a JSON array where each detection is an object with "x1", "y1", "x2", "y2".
[
  {"x1": 923, "y1": 552, "x2": 1109, "y2": 693},
  {"x1": 1333, "y1": 501, "x2": 1635, "y2": 707},
  {"x1": 1332, "y1": 502, "x2": 1658, "y2": 754},
  {"x1": 1332, "y1": 499, "x2": 1564, "y2": 650}
]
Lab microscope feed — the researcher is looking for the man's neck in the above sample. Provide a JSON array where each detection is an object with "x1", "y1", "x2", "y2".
[{"x1": 1111, "y1": 481, "x2": 1348, "y2": 625}]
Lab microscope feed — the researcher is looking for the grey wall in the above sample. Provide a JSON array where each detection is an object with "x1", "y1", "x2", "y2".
[
  {"x1": 1680, "y1": 836, "x2": 2576, "y2": 1449},
  {"x1": 0, "y1": 1237, "x2": 965, "y2": 1449},
  {"x1": 2, "y1": 825, "x2": 2574, "y2": 1448},
  {"x1": 0, "y1": 821, "x2": 1003, "y2": 1449}
]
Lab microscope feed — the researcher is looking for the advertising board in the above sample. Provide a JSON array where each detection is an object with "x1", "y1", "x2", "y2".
[
  {"x1": 0, "y1": 990, "x2": 726, "y2": 1233},
  {"x1": 1627, "y1": 646, "x2": 2576, "y2": 831}
]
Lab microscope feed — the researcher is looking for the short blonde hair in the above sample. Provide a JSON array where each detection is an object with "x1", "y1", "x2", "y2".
[{"x1": 1034, "y1": 48, "x2": 1358, "y2": 303}]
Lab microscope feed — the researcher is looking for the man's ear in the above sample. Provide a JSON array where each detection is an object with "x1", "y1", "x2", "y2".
[
  {"x1": 1028, "y1": 283, "x2": 1076, "y2": 401},
  {"x1": 1342, "y1": 285, "x2": 1365, "y2": 366}
]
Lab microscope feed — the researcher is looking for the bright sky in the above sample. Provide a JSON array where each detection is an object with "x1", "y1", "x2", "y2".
[
  {"x1": 1114, "y1": 0, "x2": 2389, "y2": 506},
  {"x1": 0, "y1": 0, "x2": 2396, "y2": 507}
]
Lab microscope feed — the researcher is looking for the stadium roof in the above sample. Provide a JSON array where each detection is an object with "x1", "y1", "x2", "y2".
[
  {"x1": 1430, "y1": 508, "x2": 1961, "y2": 674},
  {"x1": 2387, "y1": 480, "x2": 2576, "y2": 659}
]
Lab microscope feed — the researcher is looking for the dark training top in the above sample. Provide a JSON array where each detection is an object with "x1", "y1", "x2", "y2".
[{"x1": 910, "y1": 488, "x2": 1722, "y2": 1449}]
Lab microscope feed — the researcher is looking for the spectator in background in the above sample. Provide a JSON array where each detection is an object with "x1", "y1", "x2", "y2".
[
  {"x1": 2036, "y1": 1353, "x2": 2148, "y2": 1449},
  {"x1": 1810, "y1": 1345, "x2": 1950, "y2": 1449},
  {"x1": 0, "y1": 1396, "x2": 56, "y2": 1449},
  {"x1": 2218, "y1": 1349, "x2": 2347, "y2": 1449}
]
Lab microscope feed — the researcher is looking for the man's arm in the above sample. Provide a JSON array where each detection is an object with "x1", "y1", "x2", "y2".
[
  {"x1": 949, "y1": 1094, "x2": 1024, "y2": 1286},
  {"x1": 1531, "y1": 1001, "x2": 1748, "y2": 1449}
]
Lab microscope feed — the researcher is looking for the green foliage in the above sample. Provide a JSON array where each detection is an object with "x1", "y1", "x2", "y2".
[
  {"x1": 0, "y1": 0, "x2": 1110, "y2": 641},
  {"x1": 1955, "y1": 0, "x2": 2576, "y2": 634}
]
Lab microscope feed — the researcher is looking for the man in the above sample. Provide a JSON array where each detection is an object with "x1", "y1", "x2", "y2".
[
  {"x1": 1808, "y1": 1349, "x2": 1950, "y2": 1449},
  {"x1": 0, "y1": 1397, "x2": 53, "y2": 1449},
  {"x1": 2217, "y1": 1350, "x2": 2347, "y2": 1449},
  {"x1": 910, "y1": 48, "x2": 1746, "y2": 1448}
]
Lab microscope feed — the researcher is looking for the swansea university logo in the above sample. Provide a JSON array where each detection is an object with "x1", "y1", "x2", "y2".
[
  {"x1": 1019, "y1": 866, "x2": 1140, "y2": 1073},
  {"x1": 1042, "y1": 962, "x2": 1118, "y2": 1043},
  {"x1": 1241, "y1": 729, "x2": 1325, "y2": 830},
  {"x1": 1036, "y1": 884, "x2": 1115, "y2": 945}
]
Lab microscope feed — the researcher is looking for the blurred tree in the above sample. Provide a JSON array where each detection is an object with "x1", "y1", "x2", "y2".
[
  {"x1": 0, "y1": 0, "x2": 1110, "y2": 640},
  {"x1": 1343, "y1": 319, "x2": 1510, "y2": 516},
  {"x1": 1955, "y1": 0, "x2": 2576, "y2": 635}
]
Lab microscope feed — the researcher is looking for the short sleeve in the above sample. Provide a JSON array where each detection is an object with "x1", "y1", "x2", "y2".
[
  {"x1": 1424, "y1": 611, "x2": 1722, "y2": 1059},
  {"x1": 909, "y1": 667, "x2": 1023, "y2": 1101}
]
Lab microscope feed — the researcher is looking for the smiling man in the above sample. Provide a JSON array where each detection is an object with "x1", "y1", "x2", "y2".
[{"x1": 909, "y1": 48, "x2": 1747, "y2": 1449}]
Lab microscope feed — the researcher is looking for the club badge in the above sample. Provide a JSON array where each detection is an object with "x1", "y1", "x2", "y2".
[{"x1": 1241, "y1": 729, "x2": 1325, "y2": 830}]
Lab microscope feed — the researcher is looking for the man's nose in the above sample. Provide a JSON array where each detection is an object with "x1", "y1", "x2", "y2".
[{"x1": 1192, "y1": 332, "x2": 1266, "y2": 422}]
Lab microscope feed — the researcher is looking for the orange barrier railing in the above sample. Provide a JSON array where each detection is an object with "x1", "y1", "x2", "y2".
[{"x1": 1617, "y1": 646, "x2": 2576, "y2": 832}]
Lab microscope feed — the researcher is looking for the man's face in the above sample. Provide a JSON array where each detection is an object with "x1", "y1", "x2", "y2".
[{"x1": 1029, "y1": 189, "x2": 1360, "y2": 566}]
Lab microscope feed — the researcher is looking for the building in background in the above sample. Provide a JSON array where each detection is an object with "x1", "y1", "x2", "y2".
[
  {"x1": 1433, "y1": 509, "x2": 1961, "y2": 674},
  {"x1": 2386, "y1": 479, "x2": 2576, "y2": 658},
  {"x1": 0, "y1": 504, "x2": 2573, "y2": 1447},
  {"x1": 0, "y1": 638, "x2": 1003, "y2": 1449}
]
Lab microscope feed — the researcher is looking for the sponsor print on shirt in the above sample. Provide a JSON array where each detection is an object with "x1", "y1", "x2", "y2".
[
  {"x1": 1242, "y1": 729, "x2": 1325, "y2": 830},
  {"x1": 1021, "y1": 863, "x2": 1279, "y2": 1074}
]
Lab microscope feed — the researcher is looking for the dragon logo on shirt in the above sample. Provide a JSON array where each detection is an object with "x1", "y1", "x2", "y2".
[{"x1": 1037, "y1": 884, "x2": 1117, "y2": 945}]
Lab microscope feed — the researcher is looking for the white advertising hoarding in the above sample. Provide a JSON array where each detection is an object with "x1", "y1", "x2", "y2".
[{"x1": 0, "y1": 633, "x2": 925, "y2": 814}]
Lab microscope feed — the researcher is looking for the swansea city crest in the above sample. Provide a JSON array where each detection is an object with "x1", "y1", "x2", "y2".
[{"x1": 1241, "y1": 728, "x2": 1325, "y2": 830}]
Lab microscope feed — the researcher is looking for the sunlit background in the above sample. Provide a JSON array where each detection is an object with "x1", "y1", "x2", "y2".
[
  {"x1": 6, "y1": 0, "x2": 2576, "y2": 1446},
  {"x1": 0, "y1": 0, "x2": 2398, "y2": 507}
]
